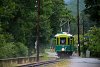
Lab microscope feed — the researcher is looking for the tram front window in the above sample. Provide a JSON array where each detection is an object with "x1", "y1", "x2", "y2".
[{"x1": 60, "y1": 38, "x2": 66, "y2": 45}]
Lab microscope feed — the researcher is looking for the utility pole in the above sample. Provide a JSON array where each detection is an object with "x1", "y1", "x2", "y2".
[
  {"x1": 77, "y1": 0, "x2": 80, "y2": 56},
  {"x1": 83, "y1": 15, "x2": 85, "y2": 56},
  {"x1": 36, "y1": 0, "x2": 40, "y2": 62}
]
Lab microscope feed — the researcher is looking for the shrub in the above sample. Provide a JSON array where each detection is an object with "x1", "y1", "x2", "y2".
[{"x1": 0, "y1": 34, "x2": 28, "y2": 59}]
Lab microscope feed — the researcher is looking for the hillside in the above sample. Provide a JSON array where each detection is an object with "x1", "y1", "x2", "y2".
[{"x1": 64, "y1": 0, "x2": 85, "y2": 16}]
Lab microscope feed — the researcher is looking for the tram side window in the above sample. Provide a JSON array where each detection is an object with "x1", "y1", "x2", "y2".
[
  {"x1": 57, "y1": 38, "x2": 59, "y2": 45},
  {"x1": 60, "y1": 38, "x2": 66, "y2": 45},
  {"x1": 68, "y1": 37, "x2": 73, "y2": 45},
  {"x1": 68, "y1": 37, "x2": 70, "y2": 45},
  {"x1": 70, "y1": 37, "x2": 73, "y2": 45}
]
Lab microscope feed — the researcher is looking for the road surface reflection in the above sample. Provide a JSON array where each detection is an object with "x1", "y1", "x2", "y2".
[{"x1": 40, "y1": 57, "x2": 100, "y2": 67}]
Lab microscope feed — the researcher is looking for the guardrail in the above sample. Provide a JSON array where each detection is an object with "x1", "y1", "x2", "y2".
[{"x1": 0, "y1": 55, "x2": 43, "y2": 67}]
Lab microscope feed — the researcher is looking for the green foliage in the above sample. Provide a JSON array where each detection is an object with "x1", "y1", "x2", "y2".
[
  {"x1": 0, "y1": 34, "x2": 14, "y2": 44},
  {"x1": 0, "y1": 0, "x2": 74, "y2": 58},
  {"x1": 0, "y1": 42, "x2": 28, "y2": 59},
  {"x1": 0, "y1": 0, "x2": 16, "y2": 17},
  {"x1": 85, "y1": 26, "x2": 100, "y2": 57},
  {"x1": 84, "y1": 0, "x2": 100, "y2": 27},
  {"x1": 13, "y1": 42, "x2": 28, "y2": 57},
  {"x1": 50, "y1": 0, "x2": 74, "y2": 34},
  {"x1": 74, "y1": 35, "x2": 84, "y2": 45},
  {"x1": 0, "y1": 33, "x2": 28, "y2": 59}
]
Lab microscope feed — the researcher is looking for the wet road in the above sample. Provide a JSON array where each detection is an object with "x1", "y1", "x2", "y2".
[
  {"x1": 44, "y1": 51, "x2": 100, "y2": 67},
  {"x1": 40, "y1": 57, "x2": 100, "y2": 67},
  {"x1": 68, "y1": 57, "x2": 100, "y2": 67}
]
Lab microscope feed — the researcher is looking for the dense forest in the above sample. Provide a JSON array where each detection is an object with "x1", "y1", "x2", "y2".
[
  {"x1": 83, "y1": 0, "x2": 100, "y2": 57},
  {"x1": 0, "y1": 0, "x2": 73, "y2": 58},
  {"x1": 0, "y1": 0, "x2": 100, "y2": 58},
  {"x1": 69, "y1": 0, "x2": 100, "y2": 57}
]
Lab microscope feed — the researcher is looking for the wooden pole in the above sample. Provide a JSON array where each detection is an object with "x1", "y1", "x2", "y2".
[
  {"x1": 77, "y1": 0, "x2": 80, "y2": 56},
  {"x1": 36, "y1": 0, "x2": 40, "y2": 62}
]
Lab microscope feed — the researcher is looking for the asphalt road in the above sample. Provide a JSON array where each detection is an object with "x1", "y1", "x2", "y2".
[
  {"x1": 68, "y1": 57, "x2": 100, "y2": 67},
  {"x1": 43, "y1": 57, "x2": 100, "y2": 67},
  {"x1": 45, "y1": 51, "x2": 100, "y2": 67}
]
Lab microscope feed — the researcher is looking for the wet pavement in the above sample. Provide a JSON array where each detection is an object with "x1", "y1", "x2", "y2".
[
  {"x1": 68, "y1": 57, "x2": 100, "y2": 67},
  {"x1": 44, "y1": 51, "x2": 100, "y2": 67},
  {"x1": 39, "y1": 57, "x2": 100, "y2": 67}
]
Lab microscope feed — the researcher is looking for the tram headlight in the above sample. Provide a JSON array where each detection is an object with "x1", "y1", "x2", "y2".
[{"x1": 62, "y1": 48, "x2": 65, "y2": 51}]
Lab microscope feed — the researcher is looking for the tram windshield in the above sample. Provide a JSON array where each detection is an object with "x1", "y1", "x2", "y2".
[{"x1": 60, "y1": 38, "x2": 66, "y2": 45}]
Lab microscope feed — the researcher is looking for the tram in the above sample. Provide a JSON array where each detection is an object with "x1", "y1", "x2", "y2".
[{"x1": 53, "y1": 32, "x2": 75, "y2": 57}]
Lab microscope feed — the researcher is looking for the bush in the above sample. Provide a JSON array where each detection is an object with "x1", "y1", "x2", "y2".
[
  {"x1": 14, "y1": 42, "x2": 28, "y2": 57},
  {"x1": 0, "y1": 34, "x2": 28, "y2": 59},
  {"x1": 85, "y1": 26, "x2": 100, "y2": 57},
  {"x1": 0, "y1": 42, "x2": 28, "y2": 59}
]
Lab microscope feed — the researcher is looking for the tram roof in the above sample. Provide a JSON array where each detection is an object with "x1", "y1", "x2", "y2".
[{"x1": 55, "y1": 32, "x2": 72, "y2": 37}]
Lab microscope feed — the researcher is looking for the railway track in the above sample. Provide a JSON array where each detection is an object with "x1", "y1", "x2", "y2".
[{"x1": 16, "y1": 59, "x2": 62, "y2": 67}]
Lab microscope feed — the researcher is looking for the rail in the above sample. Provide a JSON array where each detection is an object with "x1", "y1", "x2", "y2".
[{"x1": 16, "y1": 59, "x2": 61, "y2": 67}]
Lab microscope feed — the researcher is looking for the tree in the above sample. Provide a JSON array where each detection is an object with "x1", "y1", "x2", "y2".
[
  {"x1": 84, "y1": 0, "x2": 100, "y2": 27},
  {"x1": 0, "y1": 0, "x2": 75, "y2": 57},
  {"x1": 50, "y1": 0, "x2": 74, "y2": 35},
  {"x1": 0, "y1": 33, "x2": 28, "y2": 59},
  {"x1": 85, "y1": 26, "x2": 100, "y2": 57},
  {"x1": 0, "y1": 0, "x2": 32, "y2": 57}
]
